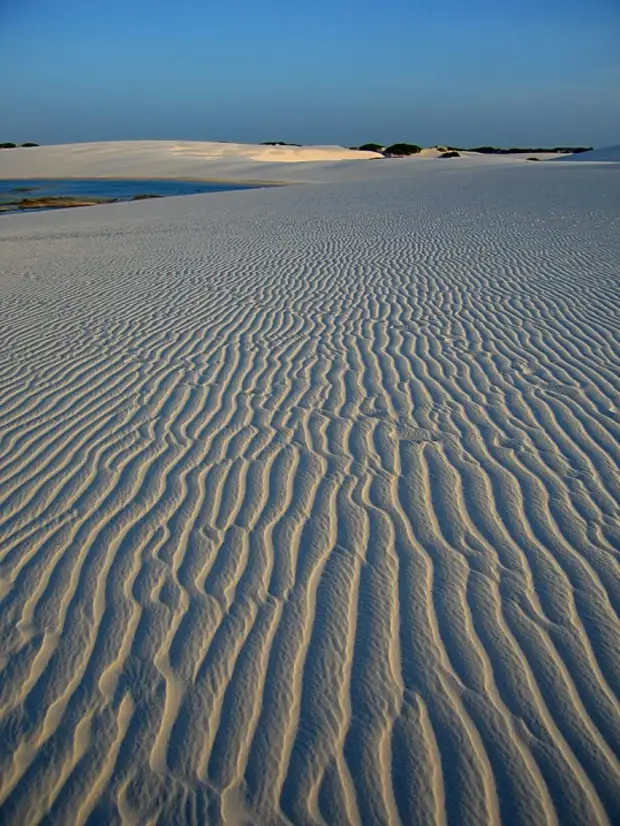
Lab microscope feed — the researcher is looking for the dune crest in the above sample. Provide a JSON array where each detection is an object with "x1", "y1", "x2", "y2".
[
  {"x1": 0, "y1": 140, "x2": 382, "y2": 182},
  {"x1": 0, "y1": 160, "x2": 619, "y2": 825},
  {"x1": 0, "y1": 140, "x2": 566, "y2": 184}
]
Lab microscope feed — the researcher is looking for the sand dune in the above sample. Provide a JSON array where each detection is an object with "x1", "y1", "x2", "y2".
[
  {"x1": 557, "y1": 145, "x2": 620, "y2": 163},
  {"x1": 0, "y1": 140, "x2": 382, "y2": 183},
  {"x1": 0, "y1": 140, "x2": 560, "y2": 185},
  {"x1": 0, "y1": 158, "x2": 619, "y2": 825}
]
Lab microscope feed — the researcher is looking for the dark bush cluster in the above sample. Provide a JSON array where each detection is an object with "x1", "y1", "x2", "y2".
[
  {"x1": 552, "y1": 146, "x2": 592, "y2": 154},
  {"x1": 457, "y1": 145, "x2": 592, "y2": 155},
  {"x1": 440, "y1": 150, "x2": 460, "y2": 158},
  {"x1": 384, "y1": 143, "x2": 422, "y2": 156},
  {"x1": 354, "y1": 142, "x2": 423, "y2": 156},
  {"x1": 357, "y1": 143, "x2": 384, "y2": 152}
]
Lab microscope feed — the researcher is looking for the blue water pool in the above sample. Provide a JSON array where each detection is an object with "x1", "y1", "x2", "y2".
[{"x1": 0, "y1": 178, "x2": 263, "y2": 213}]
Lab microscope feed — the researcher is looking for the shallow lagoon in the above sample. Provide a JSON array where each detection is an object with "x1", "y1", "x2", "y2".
[{"x1": 0, "y1": 178, "x2": 262, "y2": 213}]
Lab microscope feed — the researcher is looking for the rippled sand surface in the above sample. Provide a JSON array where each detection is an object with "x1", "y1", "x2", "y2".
[{"x1": 0, "y1": 161, "x2": 619, "y2": 825}]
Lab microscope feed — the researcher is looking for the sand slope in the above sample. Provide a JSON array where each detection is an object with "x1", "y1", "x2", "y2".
[
  {"x1": 0, "y1": 161, "x2": 619, "y2": 825},
  {"x1": 557, "y1": 145, "x2": 620, "y2": 163}
]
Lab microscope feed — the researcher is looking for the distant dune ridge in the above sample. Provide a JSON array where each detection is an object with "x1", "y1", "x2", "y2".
[
  {"x1": 0, "y1": 148, "x2": 619, "y2": 826},
  {"x1": 0, "y1": 139, "x2": 578, "y2": 183},
  {"x1": 0, "y1": 140, "x2": 383, "y2": 182}
]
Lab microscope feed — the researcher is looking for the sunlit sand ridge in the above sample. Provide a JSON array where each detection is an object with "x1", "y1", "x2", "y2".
[
  {"x1": 0, "y1": 157, "x2": 619, "y2": 825},
  {"x1": 0, "y1": 139, "x2": 566, "y2": 185},
  {"x1": 0, "y1": 140, "x2": 383, "y2": 184}
]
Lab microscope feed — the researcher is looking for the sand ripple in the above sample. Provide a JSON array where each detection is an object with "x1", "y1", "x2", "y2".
[{"x1": 0, "y1": 164, "x2": 619, "y2": 825}]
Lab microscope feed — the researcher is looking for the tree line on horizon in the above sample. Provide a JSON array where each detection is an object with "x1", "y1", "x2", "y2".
[
  {"x1": 0, "y1": 142, "x2": 39, "y2": 149},
  {"x1": 352, "y1": 142, "x2": 593, "y2": 156}
]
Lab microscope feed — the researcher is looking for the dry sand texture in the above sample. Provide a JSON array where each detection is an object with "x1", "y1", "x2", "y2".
[{"x1": 0, "y1": 156, "x2": 619, "y2": 826}]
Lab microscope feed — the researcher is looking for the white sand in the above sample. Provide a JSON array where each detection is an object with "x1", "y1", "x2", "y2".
[
  {"x1": 0, "y1": 140, "x2": 382, "y2": 183},
  {"x1": 0, "y1": 150, "x2": 619, "y2": 826},
  {"x1": 0, "y1": 140, "x2": 565, "y2": 185}
]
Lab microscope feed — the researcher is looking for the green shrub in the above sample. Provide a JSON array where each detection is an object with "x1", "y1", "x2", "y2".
[
  {"x1": 358, "y1": 143, "x2": 384, "y2": 152},
  {"x1": 384, "y1": 143, "x2": 422, "y2": 156},
  {"x1": 21, "y1": 142, "x2": 39, "y2": 147},
  {"x1": 0, "y1": 142, "x2": 17, "y2": 149},
  {"x1": 440, "y1": 150, "x2": 460, "y2": 158}
]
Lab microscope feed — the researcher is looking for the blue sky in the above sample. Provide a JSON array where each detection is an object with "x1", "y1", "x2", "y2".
[{"x1": 1, "y1": 0, "x2": 618, "y2": 147}]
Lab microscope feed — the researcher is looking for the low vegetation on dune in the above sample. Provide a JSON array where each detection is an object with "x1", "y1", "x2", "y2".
[
  {"x1": 357, "y1": 142, "x2": 385, "y2": 152},
  {"x1": 384, "y1": 143, "x2": 423, "y2": 156},
  {"x1": 0, "y1": 142, "x2": 39, "y2": 148},
  {"x1": 453, "y1": 144, "x2": 592, "y2": 155},
  {"x1": 350, "y1": 142, "x2": 422, "y2": 156},
  {"x1": 351, "y1": 142, "x2": 593, "y2": 158},
  {"x1": 259, "y1": 140, "x2": 302, "y2": 146}
]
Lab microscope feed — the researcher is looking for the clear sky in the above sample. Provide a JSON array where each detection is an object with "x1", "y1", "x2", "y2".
[{"x1": 1, "y1": 0, "x2": 618, "y2": 147}]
